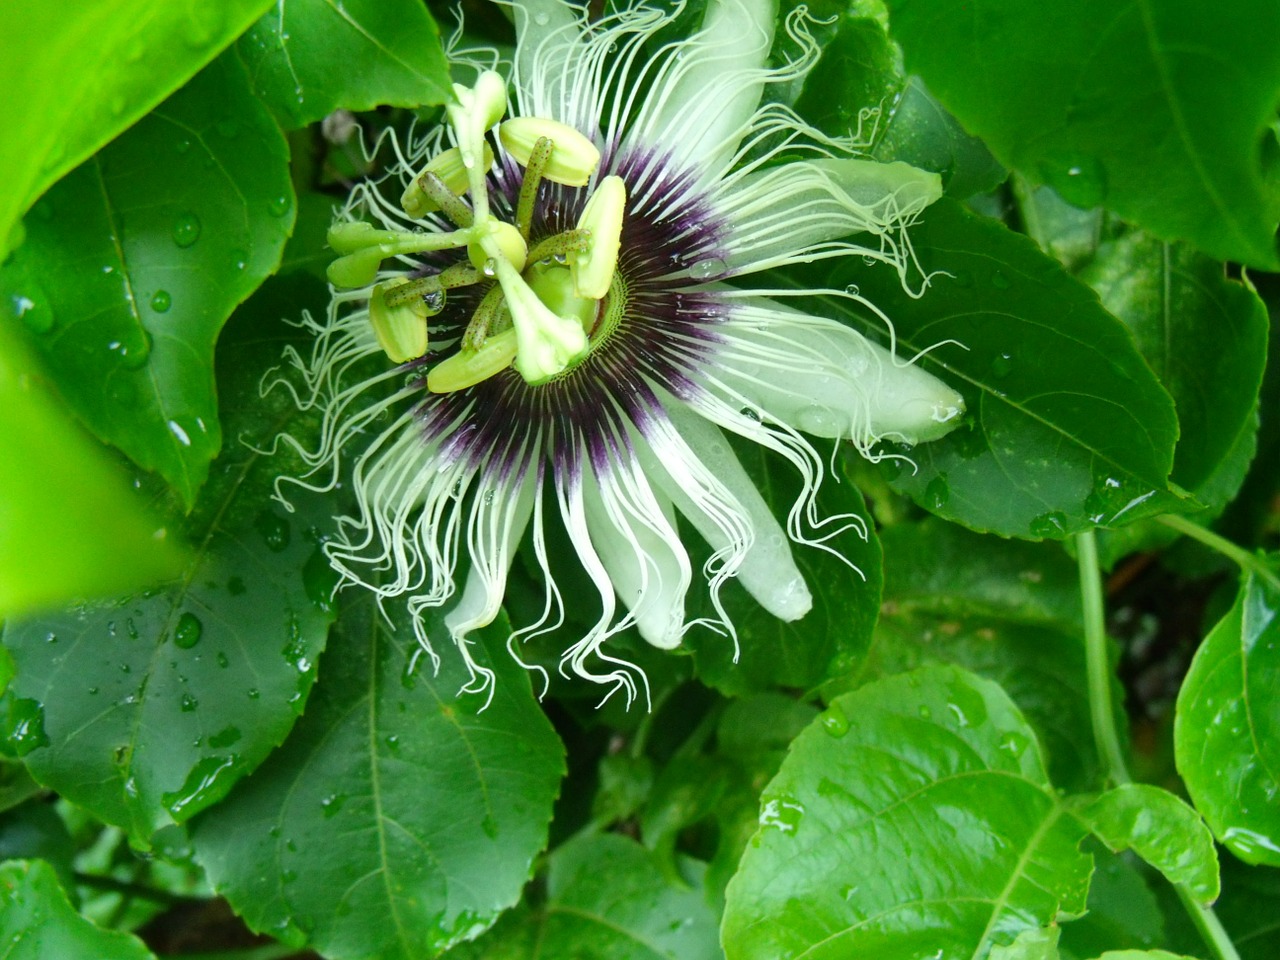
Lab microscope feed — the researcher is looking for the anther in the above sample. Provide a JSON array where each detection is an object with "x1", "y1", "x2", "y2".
[
  {"x1": 500, "y1": 117, "x2": 600, "y2": 186},
  {"x1": 427, "y1": 329, "x2": 518, "y2": 394},
  {"x1": 369, "y1": 279, "x2": 429, "y2": 363},
  {"x1": 400, "y1": 144, "x2": 494, "y2": 219},
  {"x1": 382, "y1": 263, "x2": 481, "y2": 308}
]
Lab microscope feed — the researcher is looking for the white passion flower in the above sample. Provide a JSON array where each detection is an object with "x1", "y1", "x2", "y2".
[{"x1": 272, "y1": 0, "x2": 965, "y2": 706}]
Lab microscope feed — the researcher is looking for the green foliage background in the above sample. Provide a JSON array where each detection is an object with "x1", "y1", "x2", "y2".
[{"x1": 1, "y1": 1, "x2": 1278, "y2": 959}]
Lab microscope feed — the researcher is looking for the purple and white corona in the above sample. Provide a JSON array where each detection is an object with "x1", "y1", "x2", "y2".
[{"x1": 272, "y1": 0, "x2": 964, "y2": 705}]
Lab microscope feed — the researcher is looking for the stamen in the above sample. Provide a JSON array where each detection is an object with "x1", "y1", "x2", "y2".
[
  {"x1": 415, "y1": 171, "x2": 475, "y2": 228},
  {"x1": 326, "y1": 224, "x2": 472, "y2": 288},
  {"x1": 500, "y1": 117, "x2": 601, "y2": 186},
  {"x1": 382, "y1": 263, "x2": 481, "y2": 308},
  {"x1": 516, "y1": 136, "x2": 554, "y2": 240},
  {"x1": 527, "y1": 228, "x2": 592, "y2": 265},
  {"x1": 571, "y1": 175, "x2": 627, "y2": 299},
  {"x1": 369, "y1": 280, "x2": 429, "y2": 363},
  {"x1": 489, "y1": 256, "x2": 588, "y2": 383},
  {"x1": 400, "y1": 144, "x2": 494, "y2": 219},
  {"x1": 427, "y1": 329, "x2": 518, "y2": 394},
  {"x1": 460, "y1": 283, "x2": 506, "y2": 351},
  {"x1": 468, "y1": 220, "x2": 528, "y2": 274}
]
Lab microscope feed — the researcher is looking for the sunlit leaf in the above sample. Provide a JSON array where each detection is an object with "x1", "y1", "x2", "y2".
[
  {"x1": 0, "y1": 53, "x2": 294, "y2": 507},
  {"x1": 0, "y1": 324, "x2": 184, "y2": 617},
  {"x1": 1175, "y1": 567, "x2": 1280, "y2": 866},
  {"x1": 1075, "y1": 784, "x2": 1220, "y2": 904},
  {"x1": 0, "y1": 0, "x2": 274, "y2": 259},
  {"x1": 722, "y1": 665, "x2": 1093, "y2": 959}
]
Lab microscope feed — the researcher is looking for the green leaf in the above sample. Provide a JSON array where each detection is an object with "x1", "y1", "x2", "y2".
[
  {"x1": 685, "y1": 442, "x2": 883, "y2": 695},
  {"x1": 835, "y1": 520, "x2": 1098, "y2": 791},
  {"x1": 0, "y1": 323, "x2": 185, "y2": 617},
  {"x1": 721, "y1": 665, "x2": 1093, "y2": 959},
  {"x1": 1058, "y1": 843, "x2": 1165, "y2": 960},
  {"x1": 1081, "y1": 233, "x2": 1268, "y2": 499},
  {"x1": 882, "y1": 0, "x2": 1280, "y2": 268},
  {"x1": 0, "y1": 859, "x2": 156, "y2": 960},
  {"x1": 1075, "y1": 784, "x2": 1220, "y2": 904},
  {"x1": 237, "y1": 0, "x2": 453, "y2": 129},
  {"x1": 0, "y1": 53, "x2": 295, "y2": 507},
  {"x1": 447, "y1": 833, "x2": 722, "y2": 960},
  {"x1": 837, "y1": 198, "x2": 1180, "y2": 539},
  {"x1": 0, "y1": 800, "x2": 77, "y2": 892},
  {"x1": 1175, "y1": 567, "x2": 1280, "y2": 866},
  {"x1": 0, "y1": 0, "x2": 274, "y2": 260},
  {"x1": 192, "y1": 594, "x2": 566, "y2": 959},
  {"x1": 791, "y1": 10, "x2": 1003, "y2": 197},
  {"x1": 0, "y1": 304, "x2": 336, "y2": 841},
  {"x1": 990, "y1": 926, "x2": 1061, "y2": 960}
]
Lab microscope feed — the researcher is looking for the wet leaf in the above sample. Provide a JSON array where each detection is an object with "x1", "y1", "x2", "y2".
[
  {"x1": 0, "y1": 323, "x2": 184, "y2": 617},
  {"x1": 722, "y1": 665, "x2": 1093, "y2": 959},
  {"x1": 1174, "y1": 567, "x2": 1280, "y2": 866},
  {"x1": 0, "y1": 859, "x2": 156, "y2": 960},
  {"x1": 1075, "y1": 783, "x2": 1220, "y2": 904},
  {"x1": 0, "y1": 305, "x2": 335, "y2": 841},
  {"x1": 818, "y1": 198, "x2": 1180, "y2": 539},
  {"x1": 447, "y1": 833, "x2": 721, "y2": 960},
  {"x1": 237, "y1": 0, "x2": 453, "y2": 128},
  {"x1": 884, "y1": 0, "x2": 1280, "y2": 268},
  {"x1": 0, "y1": 53, "x2": 294, "y2": 507},
  {"x1": 0, "y1": 0, "x2": 274, "y2": 259},
  {"x1": 192, "y1": 594, "x2": 565, "y2": 959}
]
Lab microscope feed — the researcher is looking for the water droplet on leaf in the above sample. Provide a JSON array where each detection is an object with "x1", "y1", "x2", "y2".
[{"x1": 172, "y1": 212, "x2": 201, "y2": 248}]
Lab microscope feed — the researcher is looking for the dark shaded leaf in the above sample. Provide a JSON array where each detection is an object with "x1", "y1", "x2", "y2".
[
  {"x1": 193, "y1": 594, "x2": 565, "y2": 959},
  {"x1": 883, "y1": 0, "x2": 1280, "y2": 267},
  {"x1": 238, "y1": 0, "x2": 453, "y2": 128}
]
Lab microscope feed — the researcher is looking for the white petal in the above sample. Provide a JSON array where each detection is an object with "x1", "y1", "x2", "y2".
[
  {"x1": 637, "y1": 404, "x2": 812, "y2": 623},
  {"x1": 711, "y1": 159, "x2": 943, "y2": 276},
  {"x1": 630, "y1": 0, "x2": 777, "y2": 174},
  {"x1": 707, "y1": 296, "x2": 966, "y2": 446},
  {"x1": 582, "y1": 453, "x2": 691, "y2": 650}
]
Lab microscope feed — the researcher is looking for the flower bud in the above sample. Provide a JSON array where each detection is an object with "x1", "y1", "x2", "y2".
[
  {"x1": 369, "y1": 280, "x2": 429, "y2": 363},
  {"x1": 500, "y1": 117, "x2": 600, "y2": 186},
  {"x1": 469, "y1": 71, "x2": 509, "y2": 131},
  {"x1": 401, "y1": 144, "x2": 495, "y2": 218},
  {"x1": 571, "y1": 176, "x2": 626, "y2": 299},
  {"x1": 327, "y1": 248, "x2": 385, "y2": 289}
]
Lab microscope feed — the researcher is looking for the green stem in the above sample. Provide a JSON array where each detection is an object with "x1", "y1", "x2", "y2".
[
  {"x1": 1176, "y1": 885, "x2": 1244, "y2": 960},
  {"x1": 1076, "y1": 530, "x2": 1242, "y2": 960},
  {"x1": 1076, "y1": 530, "x2": 1131, "y2": 786},
  {"x1": 1158, "y1": 514, "x2": 1280, "y2": 593}
]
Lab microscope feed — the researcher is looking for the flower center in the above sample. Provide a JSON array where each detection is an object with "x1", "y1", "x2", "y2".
[{"x1": 323, "y1": 70, "x2": 630, "y2": 392}]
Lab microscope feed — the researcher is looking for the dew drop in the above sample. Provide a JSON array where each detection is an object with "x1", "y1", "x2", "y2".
[
  {"x1": 819, "y1": 703, "x2": 850, "y2": 738},
  {"x1": 11, "y1": 293, "x2": 53, "y2": 334},
  {"x1": 1028, "y1": 510, "x2": 1068, "y2": 539},
  {"x1": 254, "y1": 510, "x2": 291, "y2": 552},
  {"x1": 990, "y1": 270, "x2": 1011, "y2": 290},
  {"x1": 422, "y1": 290, "x2": 446, "y2": 314},
  {"x1": 172, "y1": 212, "x2": 201, "y2": 248},
  {"x1": 230, "y1": 248, "x2": 248, "y2": 271},
  {"x1": 481, "y1": 814, "x2": 499, "y2": 838},
  {"x1": 269, "y1": 194, "x2": 291, "y2": 218},
  {"x1": 990, "y1": 352, "x2": 1013, "y2": 378},
  {"x1": 553, "y1": 252, "x2": 568, "y2": 265},
  {"x1": 924, "y1": 475, "x2": 950, "y2": 509},
  {"x1": 215, "y1": 118, "x2": 239, "y2": 139},
  {"x1": 173, "y1": 611, "x2": 203, "y2": 649},
  {"x1": 175, "y1": 137, "x2": 192, "y2": 155},
  {"x1": 533, "y1": 10, "x2": 550, "y2": 24},
  {"x1": 689, "y1": 257, "x2": 726, "y2": 280},
  {"x1": 481, "y1": 258, "x2": 497, "y2": 277},
  {"x1": 150, "y1": 289, "x2": 172, "y2": 313},
  {"x1": 3, "y1": 698, "x2": 49, "y2": 757},
  {"x1": 180, "y1": 693, "x2": 199, "y2": 712},
  {"x1": 759, "y1": 795, "x2": 805, "y2": 834}
]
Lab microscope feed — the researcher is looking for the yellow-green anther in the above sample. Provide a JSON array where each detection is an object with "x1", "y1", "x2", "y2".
[
  {"x1": 326, "y1": 227, "x2": 474, "y2": 288},
  {"x1": 401, "y1": 144, "x2": 495, "y2": 218},
  {"x1": 500, "y1": 117, "x2": 600, "y2": 186},
  {"x1": 369, "y1": 280, "x2": 429, "y2": 363},
  {"x1": 327, "y1": 248, "x2": 387, "y2": 288},
  {"x1": 571, "y1": 175, "x2": 626, "y2": 299},
  {"x1": 427, "y1": 329, "x2": 518, "y2": 393},
  {"x1": 469, "y1": 220, "x2": 528, "y2": 275},
  {"x1": 490, "y1": 257, "x2": 588, "y2": 383}
]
